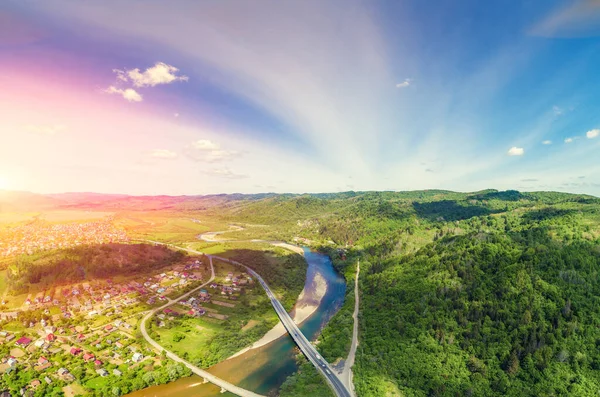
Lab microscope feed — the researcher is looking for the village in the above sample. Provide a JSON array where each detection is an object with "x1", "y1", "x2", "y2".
[
  {"x1": 0, "y1": 220, "x2": 129, "y2": 257},
  {"x1": 0, "y1": 256, "x2": 257, "y2": 396}
]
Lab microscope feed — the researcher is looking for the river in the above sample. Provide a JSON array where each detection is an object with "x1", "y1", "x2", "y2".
[{"x1": 126, "y1": 247, "x2": 346, "y2": 397}]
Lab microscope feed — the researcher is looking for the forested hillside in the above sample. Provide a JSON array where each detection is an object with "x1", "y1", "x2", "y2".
[
  {"x1": 6, "y1": 243, "x2": 186, "y2": 293},
  {"x1": 221, "y1": 189, "x2": 600, "y2": 396}
]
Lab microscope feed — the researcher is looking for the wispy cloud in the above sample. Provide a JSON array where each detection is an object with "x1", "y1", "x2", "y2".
[
  {"x1": 205, "y1": 168, "x2": 248, "y2": 179},
  {"x1": 185, "y1": 140, "x2": 239, "y2": 163},
  {"x1": 587, "y1": 129, "x2": 599, "y2": 139},
  {"x1": 396, "y1": 78, "x2": 412, "y2": 88},
  {"x1": 113, "y1": 62, "x2": 188, "y2": 87},
  {"x1": 565, "y1": 137, "x2": 574, "y2": 143},
  {"x1": 23, "y1": 124, "x2": 66, "y2": 136},
  {"x1": 542, "y1": 140, "x2": 552, "y2": 145},
  {"x1": 552, "y1": 105, "x2": 563, "y2": 116},
  {"x1": 104, "y1": 86, "x2": 143, "y2": 102},
  {"x1": 150, "y1": 149, "x2": 177, "y2": 159},
  {"x1": 507, "y1": 147, "x2": 524, "y2": 156}
]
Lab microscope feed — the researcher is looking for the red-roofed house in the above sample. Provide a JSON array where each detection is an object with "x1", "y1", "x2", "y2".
[
  {"x1": 104, "y1": 324, "x2": 113, "y2": 332},
  {"x1": 15, "y1": 337, "x2": 32, "y2": 347},
  {"x1": 77, "y1": 333, "x2": 86, "y2": 341},
  {"x1": 94, "y1": 359, "x2": 102, "y2": 367},
  {"x1": 70, "y1": 347, "x2": 82, "y2": 355},
  {"x1": 46, "y1": 333, "x2": 56, "y2": 342},
  {"x1": 38, "y1": 356, "x2": 49, "y2": 366},
  {"x1": 83, "y1": 353, "x2": 95, "y2": 362}
]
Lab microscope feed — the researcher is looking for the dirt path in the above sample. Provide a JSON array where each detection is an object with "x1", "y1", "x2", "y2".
[{"x1": 338, "y1": 259, "x2": 359, "y2": 396}]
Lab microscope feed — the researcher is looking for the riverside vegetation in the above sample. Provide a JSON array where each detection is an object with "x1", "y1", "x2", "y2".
[
  {"x1": 212, "y1": 190, "x2": 600, "y2": 396},
  {"x1": 1, "y1": 189, "x2": 599, "y2": 396}
]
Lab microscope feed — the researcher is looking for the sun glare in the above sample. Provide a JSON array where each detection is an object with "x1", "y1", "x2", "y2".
[{"x1": 0, "y1": 175, "x2": 10, "y2": 190}]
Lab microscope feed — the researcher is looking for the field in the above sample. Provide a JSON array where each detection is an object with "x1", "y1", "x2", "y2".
[
  {"x1": 0, "y1": 210, "x2": 114, "y2": 224},
  {"x1": 114, "y1": 212, "x2": 231, "y2": 243}
]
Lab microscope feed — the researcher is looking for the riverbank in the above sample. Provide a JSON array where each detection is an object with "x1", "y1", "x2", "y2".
[{"x1": 229, "y1": 271, "x2": 327, "y2": 359}]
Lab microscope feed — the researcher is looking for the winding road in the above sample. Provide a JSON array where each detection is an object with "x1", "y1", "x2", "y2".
[
  {"x1": 140, "y1": 242, "x2": 265, "y2": 397},
  {"x1": 142, "y1": 237, "x2": 355, "y2": 397},
  {"x1": 338, "y1": 259, "x2": 360, "y2": 397}
]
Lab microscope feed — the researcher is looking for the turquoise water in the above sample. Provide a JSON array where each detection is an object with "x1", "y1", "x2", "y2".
[{"x1": 127, "y1": 248, "x2": 346, "y2": 397}]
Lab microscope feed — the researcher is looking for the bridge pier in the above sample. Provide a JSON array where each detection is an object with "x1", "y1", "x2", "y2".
[
  {"x1": 202, "y1": 377, "x2": 209, "y2": 384},
  {"x1": 220, "y1": 387, "x2": 227, "y2": 393}
]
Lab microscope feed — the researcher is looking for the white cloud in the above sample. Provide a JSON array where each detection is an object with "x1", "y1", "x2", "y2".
[
  {"x1": 205, "y1": 168, "x2": 248, "y2": 179},
  {"x1": 185, "y1": 140, "x2": 239, "y2": 162},
  {"x1": 104, "y1": 86, "x2": 143, "y2": 102},
  {"x1": 23, "y1": 124, "x2": 66, "y2": 136},
  {"x1": 586, "y1": 129, "x2": 599, "y2": 139},
  {"x1": 507, "y1": 146, "x2": 524, "y2": 156},
  {"x1": 150, "y1": 149, "x2": 177, "y2": 159},
  {"x1": 564, "y1": 137, "x2": 574, "y2": 143},
  {"x1": 396, "y1": 78, "x2": 412, "y2": 88},
  {"x1": 191, "y1": 140, "x2": 220, "y2": 150},
  {"x1": 542, "y1": 140, "x2": 552, "y2": 145},
  {"x1": 174, "y1": 113, "x2": 180, "y2": 118},
  {"x1": 206, "y1": 149, "x2": 238, "y2": 162},
  {"x1": 114, "y1": 62, "x2": 188, "y2": 87}
]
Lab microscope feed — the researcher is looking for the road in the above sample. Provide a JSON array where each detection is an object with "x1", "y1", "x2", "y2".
[
  {"x1": 338, "y1": 259, "x2": 359, "y2": 396},
  {"x1": 216, "y1": 256, "x2": 352, "y2": 397},
  {"x1": 140, "y1": 243, "x2": 265, "y2": 397}
]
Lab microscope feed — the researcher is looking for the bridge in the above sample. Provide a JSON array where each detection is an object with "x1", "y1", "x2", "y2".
[
  {"x1": 143, "y1": 239, "x2": 352, "y2": 397},
  {"x1": 214, "y1": 256, "x2": 352, "y2": 397}
]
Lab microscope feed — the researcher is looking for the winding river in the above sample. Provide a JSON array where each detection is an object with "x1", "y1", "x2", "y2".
[{"x1": 126, "y1": 247, "x2": 346, "y2": 397}]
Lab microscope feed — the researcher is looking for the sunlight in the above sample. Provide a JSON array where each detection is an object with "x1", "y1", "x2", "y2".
[{"x1": 0, "y1": 175, "x2": 9, "y2": 190}]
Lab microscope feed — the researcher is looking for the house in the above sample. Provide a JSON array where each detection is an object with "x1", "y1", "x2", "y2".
[
  {"x1": 113, "y1": 369, "x2": 122, "y2": 376},
  {"x1": 44, "y1": 376, "x2": 52, "y2": 385},
  {"x1": 30, "y1": 379, "x2": 41, "y2": 389},
  {"x1": 70, "y1": 347, "x2": 82, "y2": 355},
  {"x1": 83, "y1": 353, "x2": 95, "y2": 362},
  {"x1": 93, "y1": 359, "x2": 102, "y2": 367},
  {"x1": 132, "y1": 352, "x2": 143, "y2": 362},
  {"x1": 5, "y1": 334, "x2": 15, "y2": 342},
  {"x1": 37, "y1": 362, "x2": 51, "y2": 371},
  {"x1": 115, "y1": 341, "x2": 124, "y2": 349},
  {"x1": 37, "y1": 357, "x2": 49, "y2": 366},
  {"x1": 15, "y1": 337, "x2": 31, "y2": 347},
  {"x1": 57, "y1": 368, "x2": 69, "y2": 376},
  {"x1": 34, "y1": 339, "x2": 45, "y2": 348},
  {"x1": 96, "y1": 368, "x2": 109, "y2": 377},
  {"x1": 77, "y1": 333, "x2": 86, "y2": 341},
  {"x1": 7, "y1": 357, "x2": 17, "y2": 367},
  {"x1": 46, "y1": 333, "x2": 56, "y2": 342},
  {"x1": 104, "y1": 324, "x2": 113, "y2": 332}
]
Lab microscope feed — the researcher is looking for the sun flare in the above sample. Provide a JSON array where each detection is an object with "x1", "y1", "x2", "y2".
[{"x1": 0, "y1": 175, "x2": 10, "y2": 190}]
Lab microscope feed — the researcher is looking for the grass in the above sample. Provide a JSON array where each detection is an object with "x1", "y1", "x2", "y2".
[
  {"x1": 0, "y1": 270, "x2": 8, "y2": 297},
  {"x1": 85, "y1": 376, "x2": 110, "y2": 389},
  {"x1": 154, "y1": 317, "x2": 222, "y2": 353}
]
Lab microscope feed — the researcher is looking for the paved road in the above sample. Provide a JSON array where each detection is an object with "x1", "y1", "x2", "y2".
[
  {"x1": 338, "y1": 259, "x2": 359, "y2": 396},
  {"x1": 140, "y1": 243, "x2": 265, "y2": 397},
  {"x1": 216, "y1": 256, "x2": 352, "y2": 397}
]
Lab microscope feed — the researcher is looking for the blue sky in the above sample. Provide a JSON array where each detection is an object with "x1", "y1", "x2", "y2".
[{"x1": 1, "y1": 0, "x2": 599, "y2": 195}]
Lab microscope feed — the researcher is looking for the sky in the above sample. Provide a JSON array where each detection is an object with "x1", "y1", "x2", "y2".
[{"x1": 1, "y1": 0, "x2": 600, "y2": 196}]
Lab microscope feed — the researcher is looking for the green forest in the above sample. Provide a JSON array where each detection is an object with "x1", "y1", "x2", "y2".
[
  {"x1": 6, "y1": 243, "x2": 186, "y2": 293},
  {"x1": 211, "y1": 189, "x2": 600, "y2": 396}
]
